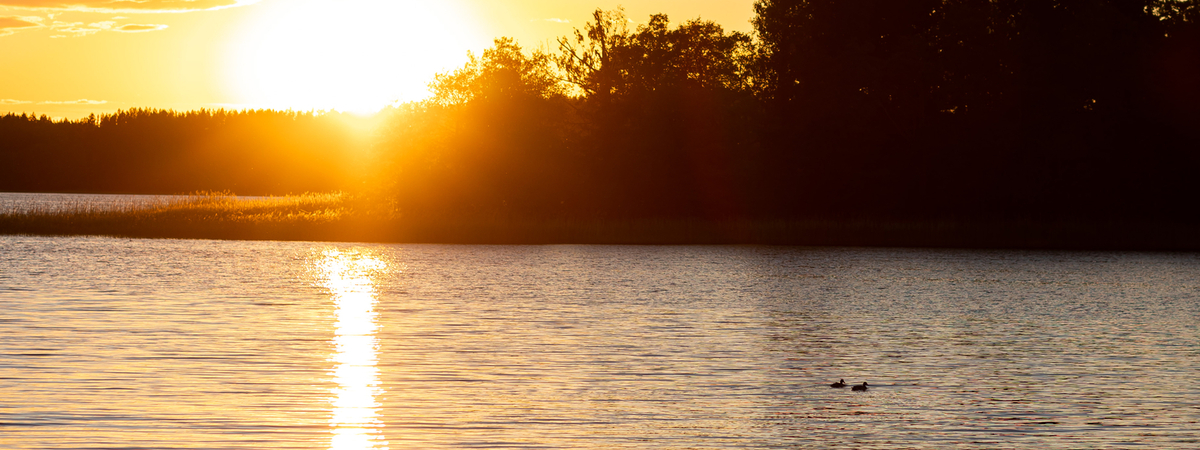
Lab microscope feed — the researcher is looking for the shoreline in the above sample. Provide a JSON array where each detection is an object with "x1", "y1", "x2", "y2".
[
  {"x1": 4, "y1": 192, "x2": 1196, "y2": 250},
  {"x1": 4, "y1": 214, "x2": 1198, "y2": 251}
]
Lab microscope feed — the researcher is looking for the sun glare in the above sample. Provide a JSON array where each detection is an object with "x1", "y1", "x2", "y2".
[
  {"x1": 224, "y1": 0, "x2": 485, "y2": 114},
  {"x1": 314, "y1": 248, "x2": 391, "y2": 450}
]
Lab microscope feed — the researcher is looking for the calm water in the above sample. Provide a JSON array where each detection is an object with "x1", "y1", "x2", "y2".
[{"x1": 2, "y1": 235, "x2": 1199, "y2": 449}]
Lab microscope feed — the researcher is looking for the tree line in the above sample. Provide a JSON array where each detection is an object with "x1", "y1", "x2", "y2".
[
  {"x1": 4, "y1": 1, "x2": 1199, "y2": 224},
  {"x1": 0, "y1": 108, "x2": 368, "y2": 194}
]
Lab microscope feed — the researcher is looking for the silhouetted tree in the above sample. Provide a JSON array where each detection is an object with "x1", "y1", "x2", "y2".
[
  {"x1": 379, "y1": 38, "x2": 583, "y2": 219},
  {"x1": 431, "y1": 37, "x2": 565, "y2": 105},
  {"x1": 556, "y1": 9, "x2": 765, "y2": 218},
  {"x1": 559, "y1": 9, "x2": 753, "y2": 100},
  {"x1": 752, "y1": 0, "x2": 941, "y2": 131}
]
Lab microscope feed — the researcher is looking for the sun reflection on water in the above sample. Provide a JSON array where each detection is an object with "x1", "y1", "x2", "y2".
[{"x1": 315, "y1": 248, "x2": 390, "y2": 450}]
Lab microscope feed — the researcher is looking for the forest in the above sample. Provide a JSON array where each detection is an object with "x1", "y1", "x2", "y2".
[
  {"x1": 0, "y1": 109, "x2": 371, "y2": 194},
  {"x1": 3, "y1": 0, "x2": 1199, "y2": 229}
]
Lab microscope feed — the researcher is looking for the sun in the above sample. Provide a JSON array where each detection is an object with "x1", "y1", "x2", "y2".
[{"x1": 223, "y1": 0, "x2": 486, "y2": 114}]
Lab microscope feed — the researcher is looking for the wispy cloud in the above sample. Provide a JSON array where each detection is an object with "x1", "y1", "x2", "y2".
[
  {"x1": 36, "y1": 19, "x2": 167, "y2": 36},
  {"x1": 0, "y1": 15, "x2": 43, "y2": 36},
  {"x1": 1, "y1": 98, "x2": 34, "y2": 104},
  {"x1": 47, "y1": 20, "x2": 101, "y2": 35},
  {"x1": 533, "y1": 18, "x2": 570, "y2": 24},
  {"x1": 0, "y1": 0, "x2": 260, "y2": 13},
  {"x1": 40, "y1": 99, "x2": 108, "y2": 105},
  {"x1": 114, "y1": 23, "x2": 166, "y2": 32}
]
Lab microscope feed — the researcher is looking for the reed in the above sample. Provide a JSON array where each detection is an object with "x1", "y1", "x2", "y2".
[{"x1": 0, "y1": 192, "x2": 353, "y2": 241}]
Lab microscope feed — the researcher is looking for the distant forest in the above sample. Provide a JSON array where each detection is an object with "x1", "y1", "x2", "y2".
[
  {"x1": 3, "y1": 0, "x2": 1198, "y2": 224},
  {"x1": 0, "y1": 109, "x2": 369, "y2": 194}
]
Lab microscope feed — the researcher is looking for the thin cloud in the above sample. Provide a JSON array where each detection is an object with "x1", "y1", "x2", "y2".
[
  {"x1": 43, "y1": 19, "x2": 164, "y2": 35},
  {"x1": 0, "y1": 15, "x2": 42, "y2": 28},
  {"x1": 0, "y1": 0, "x2": 260, "y2": 13},
  {"x1": 0, "y1": 15, "x2": 43, "y2": 36},
  {"x1": 41, "y1": 99, "x2": 108, "y2": 105},
  {"x1": 114, "y1": 23, "x2": 166, "y2": 32},
  {"x1": 49, "y1": 20, "x2": 102, "y2": 35},
  {"x1": 534, "y1": 18, "x2": 570, "y2": 24},
  {"x1": 112, "y1": 22, "x2": 165, "y2": 31},
  {"x1": 1, "y1": 99, "x2": 34, "y2": 104}
]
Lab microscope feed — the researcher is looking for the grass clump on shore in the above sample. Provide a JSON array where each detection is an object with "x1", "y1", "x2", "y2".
[{"x1": 145, "y1": 191, "x2": 349, "y2": 224}]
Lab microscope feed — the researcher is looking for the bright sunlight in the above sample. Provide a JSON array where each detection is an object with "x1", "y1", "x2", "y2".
[
  {"x1": 315, "y1": 248, "x2": 391, "y2": 450},
  {"x1": 224, "y1": 0, "x2": 485, "y2": 114}
]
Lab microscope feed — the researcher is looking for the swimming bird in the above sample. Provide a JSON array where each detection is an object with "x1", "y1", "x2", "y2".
[
  {"x1": 830, "y1": 379, "x2": 847, "y2": 388},
  {"x1": 852, "y1": 382, "x2": 869, "y2": 391}
]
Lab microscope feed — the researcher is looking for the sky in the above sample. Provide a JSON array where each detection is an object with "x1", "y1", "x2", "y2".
[{"x1": 0, "y1": 0, "x2": 757, "y2": 119}]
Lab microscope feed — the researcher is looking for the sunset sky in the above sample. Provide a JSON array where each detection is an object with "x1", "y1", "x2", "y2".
[{"x1": 0, "y1": 0, "x2": 756, "y2": 119}]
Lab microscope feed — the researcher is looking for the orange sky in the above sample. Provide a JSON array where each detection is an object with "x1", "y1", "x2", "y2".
[{"x1": 0, "y1": 0, "x2": 757, "y2": 119}]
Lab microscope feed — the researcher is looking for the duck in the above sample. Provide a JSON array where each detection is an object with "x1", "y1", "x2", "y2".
[
  {"x1": 852, "y1": 382, "x2": 869, "y2": 391},
  {"x1": 830, "y1": 379, "x2": 847, "y2": 388}
]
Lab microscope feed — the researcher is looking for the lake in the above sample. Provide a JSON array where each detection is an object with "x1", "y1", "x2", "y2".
[{"x1": 2, "y1": 235, "x2": 1198, "y2": 449}]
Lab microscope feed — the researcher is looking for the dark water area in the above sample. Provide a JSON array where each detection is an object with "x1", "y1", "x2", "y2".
[{"x1": 2, "y1": 235, "x2": 1199, "y2": 449}]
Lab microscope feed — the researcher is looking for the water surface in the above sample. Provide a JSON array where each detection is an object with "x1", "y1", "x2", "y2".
[{"x1": 2, "y1": 235, "x2": 1198, "y2": 448}]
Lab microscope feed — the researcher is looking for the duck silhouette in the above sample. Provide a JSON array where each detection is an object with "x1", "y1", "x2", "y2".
[
  {"x1": 852, "y1": 382, "x2": 869, "y2": 391},
  {"x1": 830, "y1": 379, "x2": 847, "y2": 388}
]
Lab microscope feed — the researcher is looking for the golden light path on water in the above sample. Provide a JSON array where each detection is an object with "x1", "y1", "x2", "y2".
[{"x1": 315, "y1": 249, "x2": 390, "y2": 450}]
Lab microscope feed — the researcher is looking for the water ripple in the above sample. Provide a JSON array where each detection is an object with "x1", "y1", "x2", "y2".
[{"x1": 1, "y1": 237, "x2": 1198, "y2": 448}]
